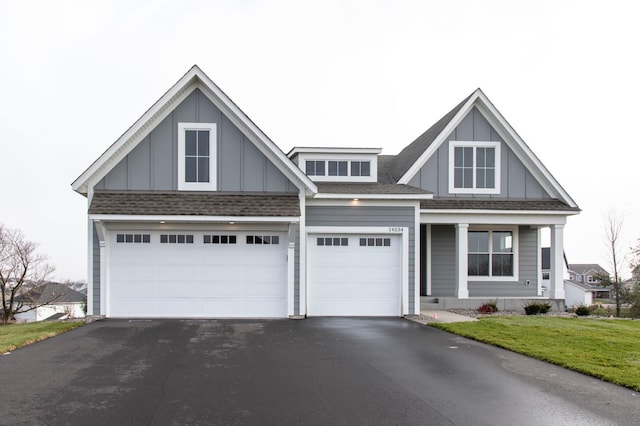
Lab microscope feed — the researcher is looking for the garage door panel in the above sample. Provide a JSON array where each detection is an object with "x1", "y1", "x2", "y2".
[
  {"x1": 308, "y1": 234, "x2": 402, "y2": 317},
  {"x1": 108, "y1": 231, "x2": 287, "y2": 318}
]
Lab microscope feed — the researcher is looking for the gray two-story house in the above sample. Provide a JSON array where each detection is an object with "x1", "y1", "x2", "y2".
[{"x1": 72, "y1": 65, "x2": 579, "y2": 318}]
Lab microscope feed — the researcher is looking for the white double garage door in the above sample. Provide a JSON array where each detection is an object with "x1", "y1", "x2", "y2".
[{"x1": 108, "y1": 229, "x2": 402, "y2": 318}]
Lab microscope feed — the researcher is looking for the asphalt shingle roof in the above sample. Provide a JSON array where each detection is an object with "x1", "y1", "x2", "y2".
[
  {"x1": 389, "y1": 93, "x2": 473, "y2": 181},
  {"x1": 420, "y1": 198, "x2": 580, "y2": 211},
  {"x1": 315, "y1": 182, "x2": 431, "y2": 195},
  {"x1": 89, "y1": 191, "x2": 301, "y2": 216}
]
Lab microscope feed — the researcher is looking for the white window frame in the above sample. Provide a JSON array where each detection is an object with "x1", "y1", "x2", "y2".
[
  {"x1": 299, "y1": 153, "x2": 377, "y2": 182},
  {"x1": 467, "y1": 226, "x2": 519, "y2": 282},
  {"x1": 178, "y1": 122, "x2": 217, "y2": 191},
  {"x1": 448, "y1": 141, "x2": 501, "y2": 194}
]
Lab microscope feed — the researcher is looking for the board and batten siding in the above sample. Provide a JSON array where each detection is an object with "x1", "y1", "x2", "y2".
[
  {"x1": 409, "y1": 107, "x2": 549, "y2": 199},
  {"x1": 95, "y1": 89, "x2": 297, "y2": 193},
  {"x1": 468, "y1": 226, "x2": 539, "y2": 297},
  {"x1": 305, "y1": 205, "x2": 417, "y2": 312},
  {"x1": 430, "y1": 225, "x2": 456, "y2": 297}
]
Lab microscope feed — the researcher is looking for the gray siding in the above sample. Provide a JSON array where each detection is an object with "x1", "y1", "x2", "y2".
[
  {"x1": 96, "y1": 89, "x2": 297, "y2": 193},
  {"x1": 409, "y1": 107, "x2": 550, "y2": 199},
  {"x1": 92, "y1": 223, "x2": 100, "y2": 315},
  {"x1": 468, "y1": 226, "x2": 539, "y2": 297},
  {"x1": 430, "y1": 225, "x2": 456, "y2": 297},
  {"x1": 289, "y1": 223, "x2": 301, "y2": 316},
  {"x1": 306, "y1": 205, "x2": 417, "y2": 312}
]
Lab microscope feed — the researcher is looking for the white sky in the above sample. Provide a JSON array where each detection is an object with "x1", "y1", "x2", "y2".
[{"x1": 1, "y1": 0, "x2": 639, "y2": 281}]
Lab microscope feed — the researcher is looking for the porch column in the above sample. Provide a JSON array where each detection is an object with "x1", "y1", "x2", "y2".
[
  {"x1": 287, "y1": 241, "x2": 295, "y2": 317},
  {"x1": 550, "y1": 224, "x2": 565, "y2": 299},
  {"x1": 455, "y1": 223, "x2": 469, "y2": 298}
]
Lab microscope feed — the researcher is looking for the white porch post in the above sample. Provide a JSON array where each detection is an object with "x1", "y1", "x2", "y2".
[
  {"x1": 287, "y1": 241, "x2": 295, "y2": 317},
  {"x1": 455, "y1": 223, "x2": 469, "y2": 298},
  {"x1": 550, "y1": 224, "x2": 565, "y2": 299}
]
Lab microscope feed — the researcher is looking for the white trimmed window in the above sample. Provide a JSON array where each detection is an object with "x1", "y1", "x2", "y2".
[
  {"x1": 303, "y1": 159, "x2": 372, "y2": 180},
  {"x1": 468, "y1": 228, "x2": 518, "y2": 281},
  {"x1": 178, "y1": 123, "x2": 217, "y2": 191},
  {"x1": 449, "y1": 141, "x2": 500, "y2": 194}
]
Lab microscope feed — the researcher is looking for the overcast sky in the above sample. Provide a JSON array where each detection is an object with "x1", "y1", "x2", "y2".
[{"x1": 1, "y1": 0, "x2": 639, "y2": 281}]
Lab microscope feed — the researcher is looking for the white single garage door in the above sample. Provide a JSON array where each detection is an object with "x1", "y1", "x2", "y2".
[
  {"x1": 108, "y1": 231, "x2": 287, "y2": 318},
  {"x1": 307, "y1": 234, "x2": 402, "y2": 316}
]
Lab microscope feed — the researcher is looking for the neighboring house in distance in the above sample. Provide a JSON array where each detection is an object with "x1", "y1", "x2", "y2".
[
  {"x1": 14, "y1": 282, "x2": 86, "y2": 323},
  {"x1": 568, "y1": 264, "x2": 610, "y2": 299},
  {"x1": 72, "y1": 65, "x2": 580, "y2": 319}
]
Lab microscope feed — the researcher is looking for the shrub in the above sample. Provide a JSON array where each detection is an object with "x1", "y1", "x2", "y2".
[
  {"x1": 524, "y1": 302, "x2": 541, "y2": 315},
  {"x1": 524, "y1": 301, "x2": 553, "y2": 315},
  {"x1": 575, "y1": 305, "x2": 591, "y2": 316},
  {"x1": 477, "y1": 301, "x2": 498, "y2": 314},
  {"x1": 538, "y1": 302, "x2": 552, "y2": 314}
]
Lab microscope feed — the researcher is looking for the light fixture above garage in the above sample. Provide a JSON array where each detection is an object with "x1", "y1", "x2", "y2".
[
  {"x1": 159, "y1": 221, "x2": 166, "y2": 224},
  {"x1": 229, "y1": 221, "x2": 235, "y2": 225}
]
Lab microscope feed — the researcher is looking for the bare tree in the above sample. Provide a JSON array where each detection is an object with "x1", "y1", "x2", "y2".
[
  {"x1": 600, "y1": 212, "x2": 627, "y2": 317},
  {"x1": 0, "y1": 224, "x2": 55, "y2": 324}
]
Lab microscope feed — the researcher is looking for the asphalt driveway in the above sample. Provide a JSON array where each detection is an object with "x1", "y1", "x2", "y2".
[{"x1": 1, "y1": 318, "x2": 638, "y2": 425}]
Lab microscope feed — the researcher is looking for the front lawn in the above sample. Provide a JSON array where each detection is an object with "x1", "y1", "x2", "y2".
[
  {"x1": 0, "y1": 321, "x2": 84, "y2": 354},
  {"x1": 431, "y1": 316, "x2": 640, "y2": 391}
]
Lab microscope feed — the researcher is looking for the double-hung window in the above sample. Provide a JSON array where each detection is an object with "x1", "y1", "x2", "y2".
[
  {"x1": 468, "y1": 229, "x2": 517, "y2": 280},
  {"x1": 449, "y1": 141, "x2": 500, "y2": 194},
  {"x1": 178, "y1": 123, "x2": 217, "y2": 190}
]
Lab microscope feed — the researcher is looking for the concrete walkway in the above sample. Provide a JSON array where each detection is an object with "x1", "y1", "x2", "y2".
[{"x1": 406, "y1": 309, "x2": 478, "y2": 325}]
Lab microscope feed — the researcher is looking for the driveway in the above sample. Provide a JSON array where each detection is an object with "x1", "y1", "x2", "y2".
[{"x1": 1, "y1": 318, "x2": 638, "y2": 425}]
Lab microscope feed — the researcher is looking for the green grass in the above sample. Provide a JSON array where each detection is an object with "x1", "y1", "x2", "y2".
[
  {"x1": 0, "y1": 321, "x2": 85, "y2": 354},
  {"x1": 431, "y1": 316, "x2": 640, "y2": 391}
]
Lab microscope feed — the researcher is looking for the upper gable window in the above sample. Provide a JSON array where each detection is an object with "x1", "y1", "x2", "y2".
[
  {"x1": 448, "y1": 141, "x2": 500, "y2": 194},
  {"x1": 304, "y1": 160, "x2": 372, "y2": 179},
  {"x1": 178, "y1": 123, "x2": 217, "y2": 191}
]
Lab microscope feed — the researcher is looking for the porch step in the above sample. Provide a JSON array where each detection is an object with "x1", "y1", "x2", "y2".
[{"x1": 420, "y1": 302, "x2": 440, "y2": 310}]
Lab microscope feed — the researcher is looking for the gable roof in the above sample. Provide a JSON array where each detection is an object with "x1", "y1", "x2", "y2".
[
  {"x1": 392, "y1": 89, "x2": 578, "y2": 208},
  {"x1": 72, "y1": 65, "x2": 317, "y2": 196},
  {"x1": 17, "y1": 282, "x2": 86, "y2": 305},
  {"x1": 568, "y1": 264, "x2": 609, "y2": 276}
]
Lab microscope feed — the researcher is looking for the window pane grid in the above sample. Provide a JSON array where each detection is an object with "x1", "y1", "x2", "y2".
[
  {"x1": 468, "y1": 230, "x2": 513, "y2": 277},
  {"x1": 185, "y1": 129, "x2": 210, "y2": 183},
  {"x1": 453, "y1": 145, "x2": 497, "y2": 190}
]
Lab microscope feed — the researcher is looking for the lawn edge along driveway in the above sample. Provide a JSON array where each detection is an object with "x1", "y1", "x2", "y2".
[{"x1": 0, "y1": 321, "x2": 85, "y2": 354}]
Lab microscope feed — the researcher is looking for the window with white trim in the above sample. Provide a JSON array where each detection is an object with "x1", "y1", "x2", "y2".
[
  {"x1": 178, "y1": 123, "x2": 217, "y2": 191},
  {"x1": 449, "y1": 141, "x2": 500, "y2": 194},
  {"x1": 246, "y1": 235, "x2": 280, "y2": 245},
  {"x1": 204, "y1": 235, "x2": 237, "y2": 244},
  {"x1": 468, "y1": 230, "x2": 515, "y2": 278},
  {"x1": 304, "y1": 160, "x2": 371, "y2": 178},
  {"x1": 317, "y1": 237, "x2": 348, "y2": 246},
  {"x1": 160, "y1": 234, "x2": 194, "y2": 244},
  {"x1": 116, "y1": 234, "x2": 150, "y2": 243},
  {"x1": 359, "y1": 237, "x2": 391, "y2": 247}
]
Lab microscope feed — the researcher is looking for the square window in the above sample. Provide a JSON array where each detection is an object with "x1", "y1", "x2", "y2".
[
  {"x1": 229, "y1": 235, "x2": 237, "y2": 244},
  {"x1": 333, "y1": 238, "x2": 340, "y2": 246},
  {"x1": 367, "y1": 238, "x2": 374, "y2": 246},
  {"x1": 271, "y1": 236, "x2": 279, "y2": 245},
  {"x1": 255, "y1": 236, "x2": 263, "y2": 244},
  {"x1": 263, "y1": 236, "x2": 271, "y2": 245},
  {"x1": 161, "y1": 235, "x2": 168, "y2": 244},
  {"x1": 213, "y1": 235, "x2": 220, "y2": 244},
  {"x1": 116, "y1": 234, "x2": 124, "y2": 243},
  {"x1": 169, "y1": 235, "x2": 177, "y2": 244},
  {"x1": 177, "y1": 235, "x2": 185, "y2": 244},
  {"x1": 246, "y1": 236, "x2": 254, "y2": 244},
  {"x1": 186, "y1": 235, "x2": 194, "y2": 244},
  {"x1": 325, "y1": 238, "x2": 333, "y2": 246},
  {"x1": 317, "y1": 237, "x2": 324, "y2": 246},
  {"x1": 125, "y1": 234, "x2": 133, "y2": 243},
  {"x1": 341, "y1": 238, "x2": 348, "y2": 246},
  {"x1": 360, "y1": 238, "x2": 366, "y2": 246},
  {"x1": 221, "y1": 235, "x2": 228, "y2": 244},
  {"x1": 383, "y1": 238, "x2": 390, "y2": 246},
  {"x1": 204, "y1": 235, "x2": 211, "y2": 244},
  {"x1": 450, "y1": 142, "x2": 500, "y2": 194},
  {"x1": 134, "y1": 234, "x2": 142, "y2": 243},
  {"x1": 143, "y1": 234, "x2": 150, "y2": 243},
  {"x1": 375, "y1": 238, "x2": 383, "y2": 246}
]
